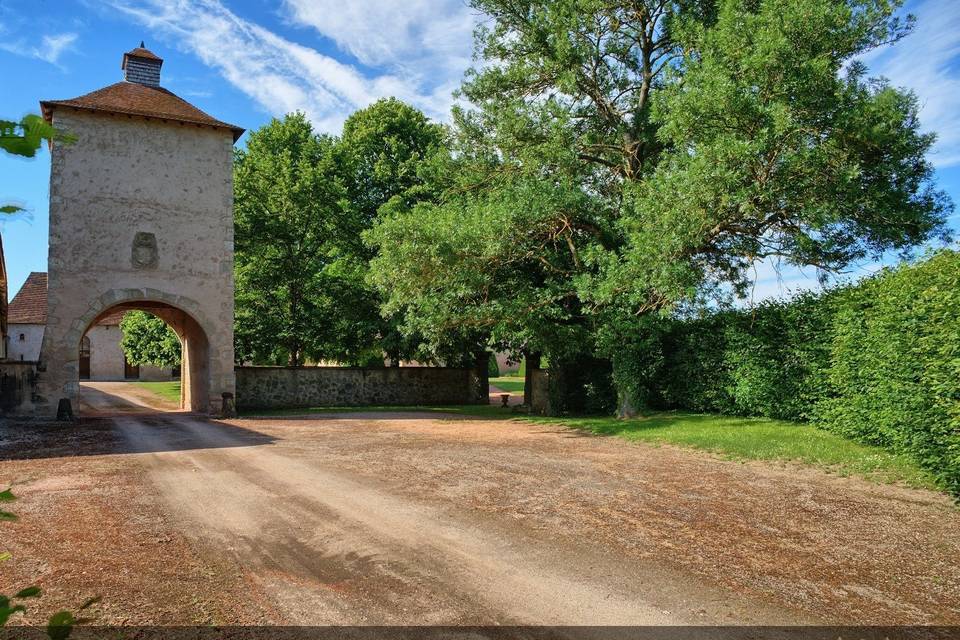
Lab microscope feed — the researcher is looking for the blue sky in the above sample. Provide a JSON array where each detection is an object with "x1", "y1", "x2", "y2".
[{"x1": 1, "y1": 0, "x2": 959, "y2": 302}]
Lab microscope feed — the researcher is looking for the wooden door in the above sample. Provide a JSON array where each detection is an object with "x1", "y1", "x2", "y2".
[
  {"x1": 79, "y1": 336, "x2": 91, "y2": 380},
  {"x1": 124, "y1": 359, "x2": 140, "y2": 380}
]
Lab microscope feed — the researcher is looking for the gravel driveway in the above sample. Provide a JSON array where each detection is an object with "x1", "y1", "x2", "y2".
[{"x1": 1, "y1": 383, "x2": 957, "y2": 628}]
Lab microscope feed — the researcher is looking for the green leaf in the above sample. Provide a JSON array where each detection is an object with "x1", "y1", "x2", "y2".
[
  {"x1": 0, "y1": 510, "x2": 17, "y2": 522},
  {"x1": 0, "y1": 552, "x2": 11, "y2": 563},
  {"x1": 0, "y1": 489, "x2": 15, "y2": 502},
  {"x1": 46, "y1": 610, "x2": 76, "y2": 640},
  {"x1": 0, "y1": 204, "x2": 23, "y2": 215},
  {"x1": 14, "y1": 586, "x2": 41, "y2": 599},
  {"x1": 0, "y1": 604, "x2": 27, "y2": 626}
]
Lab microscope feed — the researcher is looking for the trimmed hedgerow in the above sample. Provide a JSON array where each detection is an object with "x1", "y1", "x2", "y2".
[
  {"x1": 621, "y1": 250, "x2": 960, "y2": 496},
  {"x1": 815, "y1": 251, "x2": 960, "y2": 496}
]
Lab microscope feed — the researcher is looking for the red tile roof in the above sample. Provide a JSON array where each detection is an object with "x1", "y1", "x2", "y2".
[
  {"x1": 7, "y1": 273, "x2": 125, "y2": 327},
  {"x1": 8, "y1": 272, "x2": 47, "y2": 324},
  {"x1": 40, "y1": 81, "x2": 245, "y2": 141},
  {"x1": 123, "y1": 46, "x2": 162, "y2": 62}
]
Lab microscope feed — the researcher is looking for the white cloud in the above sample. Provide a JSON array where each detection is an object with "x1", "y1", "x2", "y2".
[
  {"x1": 105, "y1": 0, "x2": 472, "y2": 133},
  {"x1": 0, "y1": 31, "x2": 78, "y2": 65},
  {"x1": 859, "y1": 0, "x2": 960, "y2": 167},
  {"x1": 282, "y1": 0, "x2": 475, "y2": 71}
]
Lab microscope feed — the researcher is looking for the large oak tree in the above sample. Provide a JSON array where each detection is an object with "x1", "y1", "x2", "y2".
[{"x1": 366, "y1": 0, "x2": 952, "y2": 411}]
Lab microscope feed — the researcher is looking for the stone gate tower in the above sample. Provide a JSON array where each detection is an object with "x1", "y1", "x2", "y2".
[{"x1": 36, "y1": 44, "x2": 243, "y2": 416}]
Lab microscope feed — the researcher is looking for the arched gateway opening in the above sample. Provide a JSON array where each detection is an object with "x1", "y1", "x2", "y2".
[
  {"x1": 42, "y1": 287, "x2": 230, "y2": 416},
  {"x1": 77, "y1": 298, "x2": 210, "y2": 413}
]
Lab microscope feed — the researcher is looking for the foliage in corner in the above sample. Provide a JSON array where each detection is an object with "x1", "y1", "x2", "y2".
[
  {"x1": 0, "y1": 488, "x2": 99, "y2": 637},
  {"x1": 1, "y1": 115, "x2": 75, "y2": 214}
]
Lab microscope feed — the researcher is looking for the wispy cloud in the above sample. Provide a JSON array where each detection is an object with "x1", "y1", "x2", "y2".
[
  {"x1": 282, "y1": 0, "x2": 475, "y2": 74},
  {"x1": 0, "y1": 31, "x2": 78, "y2": 65},
  {"x1": 860, "y1": 0, "x2": 960, "y2": 167},
  {"x1": 105, "y1": 0, "x2": 472, "y2": 133}
]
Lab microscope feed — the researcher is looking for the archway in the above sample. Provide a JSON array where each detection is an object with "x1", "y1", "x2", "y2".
[
  {"x1": 39, "y1": 287, "x2": 232, "y2": 417},
  {"x1": 76, "y1": 300, "x2": 210, "y2": 414}
]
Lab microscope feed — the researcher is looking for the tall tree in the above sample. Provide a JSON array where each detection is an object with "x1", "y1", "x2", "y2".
[
  {"x1": 366, "y1": 0, "x2": 951, "y2": 411},
  {"x1": 233, "y1": 113, "x2": 346, "y2": 366},
  {"x1": 233, "y1": 104, "x2": 445, "y2": 366},
  {"x1": 334, "y1": 98, "x2": 447, "y2": 364}
]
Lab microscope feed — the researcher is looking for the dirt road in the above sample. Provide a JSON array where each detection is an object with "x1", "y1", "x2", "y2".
[
  {"x1": 2, "y1": 384, "x2": 958, "y2": 627},
  {"x1": 79, "y1": 381, "x2": 180, "y2": 415}
]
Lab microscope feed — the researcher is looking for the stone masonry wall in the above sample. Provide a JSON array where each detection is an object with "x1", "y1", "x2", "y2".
[
  {"x1": 236, "y1": 366, "x2": 486, "y2": 409},
  {"x1": 38, "y1": 110, "x2": 235, "y2": 416},
  {"x1": 0, "y1": 362, "x2": 39, "y2": 416}
]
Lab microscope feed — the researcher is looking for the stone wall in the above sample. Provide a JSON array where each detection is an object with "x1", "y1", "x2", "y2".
[
  {"x1": 235, "y1": 366, "x2": 488, "y2": 410},
  {"x1": 6, "y1": 324, "x2": 43, "y2": 362},
  {"x1": 0, "y1": 362, "x2": 39, "y2": 416}
]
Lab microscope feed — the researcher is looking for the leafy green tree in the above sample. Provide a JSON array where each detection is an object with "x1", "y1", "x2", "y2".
[
  {"x1": 367, "y1": 0, "x2": 952, "y2": 413},
  {"x1": 233, "y1": 113, "x2": 348, "y2": 366},
  {"x1": 119, "y1": 312, "x2": 181, "y2": 368},
  {"x1": 334, "y1": 98, "x2": 447, "y2": 365},
  {"x1": 234, "y1": 104, "x2": 447, "y2": 367}
]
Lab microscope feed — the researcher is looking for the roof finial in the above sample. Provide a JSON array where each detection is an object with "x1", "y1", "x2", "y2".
[{"x1": 139, "y1": 40, "x2": 145, "y2": 48}]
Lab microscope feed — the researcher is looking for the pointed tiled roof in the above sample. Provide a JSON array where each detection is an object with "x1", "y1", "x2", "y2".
[
  {"x1": 8, "y1": 272, "x2": 47, "y2": 324},
  {"x1": 123, "y1": 44, "x2": 162, "y2": 62},
  {"x1": 40, "y1": 81, "x2": 244, "y2": 141}
]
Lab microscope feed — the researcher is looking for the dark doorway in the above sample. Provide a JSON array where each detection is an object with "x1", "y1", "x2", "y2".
[
  {"x1": 79, "y1": 335, "x2": 91, "y2": 380},
  {"x1": 124, "y1": 359, "x2": 140, "y2": 380}
]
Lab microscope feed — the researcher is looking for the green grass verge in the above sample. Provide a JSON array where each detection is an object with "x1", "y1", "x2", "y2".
[
  {"x1": 489, "y1": 376, "x2": 525, "y2": 393},
  {"x1": 238, "y1": 404, "x2": 939, "y2": 491},
  {"x1": 133, "y1": 381, "x2": 182, "y2": 404},
  {"x1": 523, "y1": 412, "x2": 940, "y2": 491}
]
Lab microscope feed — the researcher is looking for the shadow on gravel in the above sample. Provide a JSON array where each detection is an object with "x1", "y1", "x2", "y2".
[
  {"x1": 0, "y1": 415, "x2": 277, "y2": 461},
  {"x1": 237, "y1": 410, "x2": 500, "y2": 421}
]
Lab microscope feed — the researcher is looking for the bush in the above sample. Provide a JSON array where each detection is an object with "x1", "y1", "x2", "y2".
[
  {"x1": 487, "y1": 355, "x2": 500, "y2": 378},
  {"x1": 618, "y1": 250, "x2": 960, "y2": 497}
]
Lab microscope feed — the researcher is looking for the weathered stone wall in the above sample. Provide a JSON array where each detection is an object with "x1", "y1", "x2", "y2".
[
  {"x1": 6, "y1": 324, "x2": 43, "y2": 362},
  {"x1": 0, "y1": 362, "x2": 39, "y2": 416},
  {"x1": 86, "y1": 324, "x2": 125, "y2": 380},
  {"x1": 85, "y1": 325, "x2": 174, "y2": 381},
  {"x1": 37, "y1": 110, "x2": 235, "y2": 416},
  {"x1": 235, "y1": 366, "x2": 487, "y2": 409}
]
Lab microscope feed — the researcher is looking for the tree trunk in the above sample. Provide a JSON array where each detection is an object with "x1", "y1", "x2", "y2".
[
  {"x1": 523, "y1": 352, "x2": 541, "y2": 406},
  {"x1": 616, "y1": 387, "x2": 640, "y2": 419}
]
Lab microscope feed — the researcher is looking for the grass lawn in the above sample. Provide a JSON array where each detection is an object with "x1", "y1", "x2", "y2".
[
  {"x1": 240, "y1": 404, "x2": 939, "y2": 492},
  {"x1": 134, "y1": 381, "x2": 181, "y2": 404},
  {"x1": 489, "y1": 376, "x2": 525, "y2": 393}
]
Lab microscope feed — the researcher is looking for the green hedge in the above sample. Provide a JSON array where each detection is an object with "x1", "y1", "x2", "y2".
[{"x1": 623, "y1": 250, "x2": 960, "y2": 496}]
